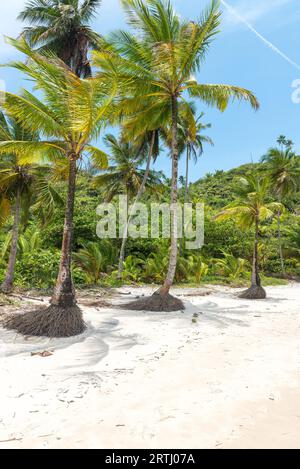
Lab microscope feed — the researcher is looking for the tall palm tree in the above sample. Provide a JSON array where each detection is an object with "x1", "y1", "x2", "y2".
[
  {"x1": 0, "y1": 111, "x2": 62, "y2": 294},
  {"x1": 216, "y1": 175, "x2": 282, "y2": 299},
  {"x1": 277, "y1": 135, "x2": 293, "y2": 151},
  {"x1": 179, "y1": 108, "x2": 213, "y2": 204},
  {"x1": 94, "y1": 133, "x2": 161, "y2": 277},
  {"x1": 116, "y1": 123, "x2": 161, "y2": 279},
  {"x1": 162, "y1": 103, "x2": 213, "y2": 203},
  {"x1": 19, "y1": 0, "x2": 102, "y2": 77},
  {"x1": 261, "y1": 145, "x2": 300, "y2": 273},
  {"x1": 0, "y1": 37, "x2": 113, "y2": 337},
  {"x1": 94, "y1": 0, "x2": 259, "y2": 310}
]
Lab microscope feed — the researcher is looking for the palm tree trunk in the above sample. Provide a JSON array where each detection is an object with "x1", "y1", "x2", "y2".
[
  {"x1": 251, "y1": 216, "x2": 261, "y2": 287},
  {"x1": 51, "y1": 158, "x2": 77, "y2": 307},
  {"x1": 179, "y1": 145, "x2": 190, "y2": 255},
  {"x1": 277, "y1": 210, "x2": 285, "y2": 274},
  {"x1": 240, "y1": 215, "x2": 266, "y2": 299},
  {"x1": 117, "y1": 131, "x2": 156, "y2": 279},
  {"x1": 184, "y1": 145, "x2": 190, "y2": 205},
  {"x1": 160, "y1": 95, "x2": 179, "y2": 296},
  {"x1": 117, "y1": 190, "x2": 129, "y2": 279},
  {"x1": 1, "y1": 187, "x2": 21, "y2": 294}
]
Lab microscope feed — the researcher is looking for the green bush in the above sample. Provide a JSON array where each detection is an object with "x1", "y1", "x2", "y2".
[{"x1": 0, "y1": 249, "x2": 87, "y2": 290}]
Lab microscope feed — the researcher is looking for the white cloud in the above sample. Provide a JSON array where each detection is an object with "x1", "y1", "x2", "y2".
[
  {"x1": 222, "y1": 0, "x2": 295, "y2": 26},
  {"x1": 220, "y1": 0, "x2": 300, "y2": 72}
]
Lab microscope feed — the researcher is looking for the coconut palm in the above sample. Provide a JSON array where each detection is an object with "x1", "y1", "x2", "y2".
[
  {"x1": 261, "y1": 145, "x2": 300, "y2": 273},
  {"x1": 215, "y1": 175, "x2": 282, "y2": 299},
  {"x1": 94, "y1": 0, "x2": 259, "y2": 310},
  {"x1": 0, "y1": 37, "x2": 113, "y2": 337},
  {"x1": 94, "y1": 133, "x2": 162, "y2": 277},
  {"x1": 0, "y1": 111, "x2": 62, "y2": 294},
  {"x1": 277, "y1": 135, "x2": 293, "y2": 151},
  {"x1": 118, "y1": 108, "x2": 163, "y2": 279},
  {"x1": 179, "y1": 107, "x2": 213, "y2": 204},
  {"x1": 160, "y1": 103, "x2": 213, "y2": 202},
  {"x1": 19, "y1": 0, "x2": 102, "y2": 77}
]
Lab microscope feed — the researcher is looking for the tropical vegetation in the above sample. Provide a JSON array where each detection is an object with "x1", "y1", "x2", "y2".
[{"x1": 0, "y1": 0, "x2": 299, "y2": 338}]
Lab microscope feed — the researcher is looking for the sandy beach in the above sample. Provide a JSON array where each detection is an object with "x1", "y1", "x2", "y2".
[{"x1": 0, "y1": 283, "x2": 299, "y2": 449}]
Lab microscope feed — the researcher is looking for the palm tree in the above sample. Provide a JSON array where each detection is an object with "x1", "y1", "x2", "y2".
[
  {"x1": 277, "y1": 135, "x2": 294, "y2": 151},
  {"x1": 74, "y1": 240, "x2": 117, "y2": 283},
  {"x1": 94, "y1": 133, "x2": 161, "y2": 278},
  {"x1": 94, "y1": 0, "x2": 259, "y2": 311},
  {"x1": 261, "y1": 144, "x2": 300, "y2": 273},
  {"x1": 0, "y1": 37, "x2": 113, "y2": 337},
  {"x1": 0, "y1": 111, "x2": 61, "y2": 294},
  {"x1": 19, "y1": 0, "x2": 102, "y2": 77},
  {"x1": 73, "y1": 241, "x2": 105, "y2": 284},
  {"x1": 179, "y1": 107, "x2": 213, "y2": 204},
  {"x1": 161, "y1": 103, "x2": 213, "y2": 203},
  {"x1": 215, "y1": 175, "x2": 282, "y2": 299}
]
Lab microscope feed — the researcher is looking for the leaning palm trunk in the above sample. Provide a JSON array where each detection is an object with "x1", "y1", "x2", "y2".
[
  {"x1": 179, "y1": 144, "x2": 190, "y2": 254},
  {"x1": 159, "y1": 95, "x2": 180, "y2": 295},
  {"x1": 126, "y1": 97, "x2": 184, "y2": 311},
  {"x1": 4, "y1": 158, "x2": 86, "y2": 337},
  {"x1": 184, "y1": 145, "x2": 190, "y2": 205},
  {"x1": 117, "y1": 189, "x2": 129, "y2": 279},
  {"x1": 51, "y1": 158, "x2": 77, "y2": 307},
  {"x1": 240, "y1": 217, "x2": 266, "y2": 299},
  {"x1": 277, "y1": 210, "x2": 285, "y2": 274},
  {"x1": 0, "y1": 187, "x2": 21, "y2": 294},
  {"x1": 117, "y1": 132, "x2": 156, "y2": 279}
]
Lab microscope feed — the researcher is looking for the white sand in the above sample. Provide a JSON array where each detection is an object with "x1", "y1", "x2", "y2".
[{"x1": 0, "y1": 284, "x2": 299, "y2": 449}]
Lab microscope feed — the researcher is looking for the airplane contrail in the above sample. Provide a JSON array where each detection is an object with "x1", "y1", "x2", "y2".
[{"x1": 220, "y1": 0, "x2": 300, "y2": 72}]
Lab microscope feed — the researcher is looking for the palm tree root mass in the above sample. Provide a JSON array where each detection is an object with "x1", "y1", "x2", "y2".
[
  {"x1": 125, "y1": 290, "x2": 184, "y2": 312},
  {"x1": 3, "y1": 304, "x2": 86, "y2": 338},
  {"x1": 239, "y1": 285, "x2": 266, "y2": 300}
]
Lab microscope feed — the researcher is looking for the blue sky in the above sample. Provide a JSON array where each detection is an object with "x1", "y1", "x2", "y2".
[{"x1": 1, "y1": 0, "x2": 300, "y2": 181}]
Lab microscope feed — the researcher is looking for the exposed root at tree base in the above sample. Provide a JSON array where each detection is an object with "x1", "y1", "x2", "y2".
[
  {"x1": 239, "y1": 286, "x2": 267, "y2": 300},
  {"x1": 0, "y1": 285, "x2": 13, "y2": 295},
  {"x1": 3, "y1": 304, "x2": 86, "y2": 338},
  {"x1": 125, "y1": 291, "x2": 185, "y2": 312}
]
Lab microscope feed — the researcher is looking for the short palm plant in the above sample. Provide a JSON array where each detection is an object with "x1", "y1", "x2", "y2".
[
  {"x1": 19, "y1": 0, "x2": 102, "y2": 77},
  {"x1": 212, "y1": 250, "x2": 248, "y2": 282},
  {"x1": 0, "y1": 111, "x2": 62, "y2": 294},
  {"x1": 74, "y1": 242, "x2": 105, "y2": 284},
  {"x1": 0, "y1": 37, "x2": 113, "y2": 337},
  {"x1": 215, "y1": 175, "x2": 282, "y2": 299},
  {"x1": 189, "y1": 256, "x2": 209, "y2": 284},
  {"x1": 121, "y1": 255, "x2": 145, "y2": 282},
  {"x1": 74, "y1": 240, "x2": 118, "y2": 283},
  {"x1": 94, "y1": 0, "x2": 259, "y2": 311},
  {"x1": 1, "y1": 226, "x2": 42, "y2": 262}
]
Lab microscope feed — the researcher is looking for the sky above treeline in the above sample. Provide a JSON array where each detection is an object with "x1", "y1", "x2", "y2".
[{"x1": 1, "y1": 0, "x2": 300, "y2": 182}]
